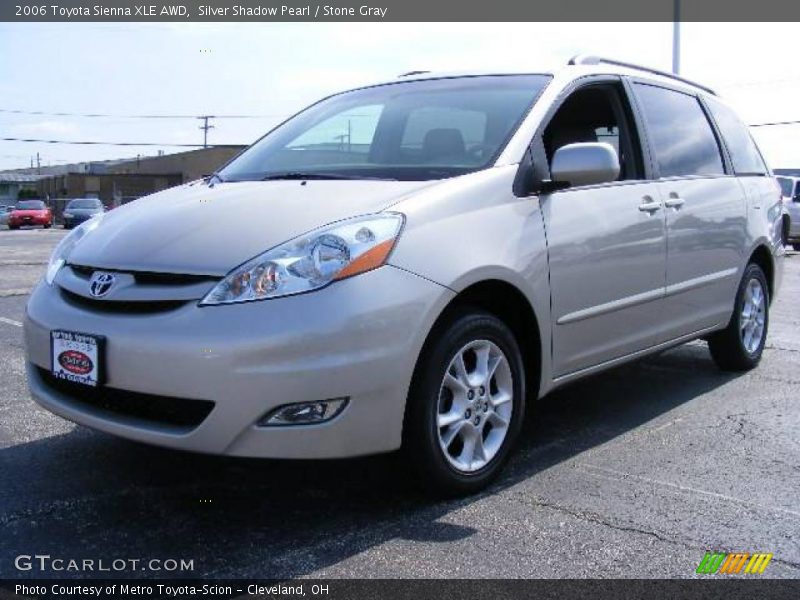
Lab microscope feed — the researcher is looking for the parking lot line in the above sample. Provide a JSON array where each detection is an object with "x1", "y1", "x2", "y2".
[
  {"x1": 0, "y1": 316, "x2": 22, "y2": 327},
  {"x1": 577, "y1": 462, "x2": 800, "y2": 519},
  {"x1": 0, "y1": 289, "x2": 31, "y2": 298}
]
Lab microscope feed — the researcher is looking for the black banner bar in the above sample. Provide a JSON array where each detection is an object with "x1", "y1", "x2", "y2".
[
  {"x1": 2, "y1": 579, "x2": 800, "y2": 600},
  {"x1": 4, "y1": 0, "x2": 800, "y2": 22}
]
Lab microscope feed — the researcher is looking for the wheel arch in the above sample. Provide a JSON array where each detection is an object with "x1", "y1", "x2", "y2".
[
  {"x1": 411, "y1": 278, "x2": 545, "y2": 405},
  {"x1": 747, "y1": 243, "x2": 775, "y2": 303}
]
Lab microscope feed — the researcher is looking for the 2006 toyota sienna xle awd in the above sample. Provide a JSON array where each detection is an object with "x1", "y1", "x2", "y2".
[{"x1": 25, "y1": 56, "x2": 785, "y2": 495}]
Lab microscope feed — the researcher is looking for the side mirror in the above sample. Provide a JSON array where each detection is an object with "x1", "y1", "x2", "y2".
[{"x1": 550, "y1": 142, "x2": 620, "y2": 188}]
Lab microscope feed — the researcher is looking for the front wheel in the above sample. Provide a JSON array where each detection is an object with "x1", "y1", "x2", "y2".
[
  {"x1": 403, "y1": 309, "x2": 526, "y2": 496},
  {"x1": 708, "y1": 263, "x2": 769, "y2": 371}
]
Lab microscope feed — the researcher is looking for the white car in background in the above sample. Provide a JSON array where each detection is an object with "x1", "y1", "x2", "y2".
[
  {"x1": 0, "y1": 204, "x2": 12, "y2": 227},
  {"x1": 777, "y1": 175, "x2": 800, "y2": 250}
]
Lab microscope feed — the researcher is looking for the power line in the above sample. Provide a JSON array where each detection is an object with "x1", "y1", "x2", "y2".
[
  {"x1": 1, "y1": 117, "x2": 799, "y2": 150},
  {"x1": 0, "y1": 108, "x2": 284, "y2": 119},
  {"x1": 716, "y1": 76, "x2": 800, "y2": 90},
  {"x1": 750, "y1": 120, "x2": 800, "y2": 128},
  {"x1": 0, "y1": 137, "x2": 236, "y2": 147}
]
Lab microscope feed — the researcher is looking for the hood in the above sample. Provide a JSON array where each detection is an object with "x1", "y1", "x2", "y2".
[{"x1": 67, "y1": 179, "x2": 437, "y2": 275}]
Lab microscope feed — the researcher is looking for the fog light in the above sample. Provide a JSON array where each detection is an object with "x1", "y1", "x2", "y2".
[{"x1": 258, "y1": 398, "x2": 348, "y2": 426}]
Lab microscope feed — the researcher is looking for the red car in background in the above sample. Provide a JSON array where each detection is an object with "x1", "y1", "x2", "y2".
[{"x1": 7, "y1": 200, "x2": 53, "y2": 230}]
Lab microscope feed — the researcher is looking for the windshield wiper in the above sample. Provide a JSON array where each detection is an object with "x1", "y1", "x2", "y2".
[
  {"x1": 205, "y1": 172, "x2": 225, "y2": 185},
  {"x1": 261, "y1": 172, "x2": 394, "y2": 181}
]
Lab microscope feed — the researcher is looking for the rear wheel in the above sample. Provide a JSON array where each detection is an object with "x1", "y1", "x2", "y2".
[
  {"x1": 792, "y1": 243, "x2": 800, "y2": 251},
  {"x1": 403, "y1": 308, "x2": 525, "y2": 496},
  {"x1": 708, "y1": 263, "x2": 769, "y2": 371}
]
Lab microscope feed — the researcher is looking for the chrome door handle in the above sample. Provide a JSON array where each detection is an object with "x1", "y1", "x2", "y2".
[
  {"x1": 638, "y1": 196, "x2": 662, "y2": 213},
  {"x1": 665, "y1": 194, "x2": 685, "y2": 209}
]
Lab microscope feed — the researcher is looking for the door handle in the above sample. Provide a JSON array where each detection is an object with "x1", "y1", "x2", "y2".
[
  {"x1": 664, "y1": 193, "x2": 685, "y2": 209},
  {"x1": 638, "y1": 196, "x2": 662, "y2": 213}
]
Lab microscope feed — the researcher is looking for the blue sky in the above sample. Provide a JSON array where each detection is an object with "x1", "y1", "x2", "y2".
[{"x1": 1, "y1": 22, "x2": 799, "y2": 170}]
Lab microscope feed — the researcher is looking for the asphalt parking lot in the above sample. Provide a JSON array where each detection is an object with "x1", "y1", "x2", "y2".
[{"x1": 0, "y1": 227, "x2": 798, "y2": 579}]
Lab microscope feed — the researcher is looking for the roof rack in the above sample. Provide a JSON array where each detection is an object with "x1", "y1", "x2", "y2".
[{"x1": 568, "y1": 55, "x2": 716, "y2": 95}]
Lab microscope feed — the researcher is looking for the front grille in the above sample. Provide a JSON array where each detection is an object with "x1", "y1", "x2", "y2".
[
  {"x1": 60, "y1": 288, "x2": 188, "y2": 314},
  {"x1": 68, "y1": 264, "x2": 219, "y2": 286},
  {"x1": 134, "y1": 271, "x2": 219, "y2": 286},
  {"x1": 37, "y1": 367, "x2": 214, "y2": 431}
]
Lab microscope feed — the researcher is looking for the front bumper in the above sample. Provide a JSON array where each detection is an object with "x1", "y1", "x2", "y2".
[
  {"x1": 25, "y1": 265, "x2": 453, "y2": 458},
  {"x1": 63, "y1": 214, "x2": 93, "y2": 227},
  {"x1": 10, "y1": 217, "x2": 49, "y2": 227}
]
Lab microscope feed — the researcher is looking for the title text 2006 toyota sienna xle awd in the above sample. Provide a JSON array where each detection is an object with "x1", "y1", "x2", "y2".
[{"x1": 25, "y1": 56, "x2": 784, "y2": 494}]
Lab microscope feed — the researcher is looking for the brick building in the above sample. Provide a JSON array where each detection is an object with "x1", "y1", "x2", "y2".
[{"x1": 33, "y1": 146, "x2": 244, "y2": 209}]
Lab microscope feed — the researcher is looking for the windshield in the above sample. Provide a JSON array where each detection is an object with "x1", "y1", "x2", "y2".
[
  {"x1": 16, "y1": 200, "x2": 45, "y2": 210},
  {"x1": 219, "y1": 75, "x2": 551, "y2": 182},
  {"x1": 67, "y1": 199, "x2": 102, "y2": 209}
]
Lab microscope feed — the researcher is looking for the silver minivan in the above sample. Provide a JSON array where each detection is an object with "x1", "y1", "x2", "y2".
[{"x1": 25, "y1": 56, "x2": 785, "y2": 494}]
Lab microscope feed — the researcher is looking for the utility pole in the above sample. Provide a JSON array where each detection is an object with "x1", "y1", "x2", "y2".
[
  {"x1": 672, "y1": 0, "x2": 681, "y2": 75},
  {"x1": 36, "y1": 152, "x2": 41, "y2": 174},
  {"x1": 198, "y1": 115, "x2": 215, "y2": 148}
]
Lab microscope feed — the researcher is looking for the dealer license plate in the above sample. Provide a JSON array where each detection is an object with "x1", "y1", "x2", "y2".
[{"x1": 50, "y1": 330, "x2": 104, "y2": 387}]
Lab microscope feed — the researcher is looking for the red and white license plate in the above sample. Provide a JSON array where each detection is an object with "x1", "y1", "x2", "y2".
[{"x1": 50, "y1": 330, "x2": 104, "y2": 387}]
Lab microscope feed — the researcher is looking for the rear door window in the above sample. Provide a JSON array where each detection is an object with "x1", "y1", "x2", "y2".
[{"x1": 633, "y1": 83, "x2": 725, "y2": 178}]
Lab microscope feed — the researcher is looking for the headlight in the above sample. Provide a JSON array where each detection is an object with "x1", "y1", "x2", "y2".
[
  {"x1": 44, "y1": 215, "x2": 103, "y2": 285},
  {"x1": 201, "y1": 213, "x2": 404, "y2": 305}
]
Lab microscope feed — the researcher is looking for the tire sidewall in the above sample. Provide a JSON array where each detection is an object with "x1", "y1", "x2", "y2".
[
  {"x1": 408, "y1": 309, "x2": 526, "y2": 493},
  {"x1": 734, "y1": 264, "x2": 769, "y2": 363}
]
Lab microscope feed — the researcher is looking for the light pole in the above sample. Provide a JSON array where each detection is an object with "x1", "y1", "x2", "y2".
[{"x1": 672, "y1": 0, "x2": 681, "y2": 75}]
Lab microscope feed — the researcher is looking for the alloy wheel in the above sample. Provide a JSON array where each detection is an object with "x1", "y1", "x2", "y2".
[
  {"x1": 436, "y1": 339, "x2": 514, "y2": 473},
  {"x1": 740, "y1": 278, "x2": 766, "y2": 354}
]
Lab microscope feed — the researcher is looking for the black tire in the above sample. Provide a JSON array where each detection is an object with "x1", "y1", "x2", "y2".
[
  {"x1": 8, "y1": 225, "x2": 18, "y2": 230},
  {"x1": 708, "y1": 263, "x2": 769, "y2": 371},
  {"x1": 403, "y1": 308, "x2": 526, "y2": 496},
  {"x1": 792, "y1": 243, "x2": 800, "y2": 251},
  {"x1": 43, "y1": 223, "x2": 51, "y2": 229}
]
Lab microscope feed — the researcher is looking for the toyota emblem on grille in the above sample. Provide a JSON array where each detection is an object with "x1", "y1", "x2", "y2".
[{"x1": 88, "y1": 272, "x2": 116, "y2": 298}]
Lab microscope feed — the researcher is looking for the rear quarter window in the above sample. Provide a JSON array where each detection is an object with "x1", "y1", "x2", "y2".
[{"x1": 705, "y1": 98, "x2": 768, "y2": 175}]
